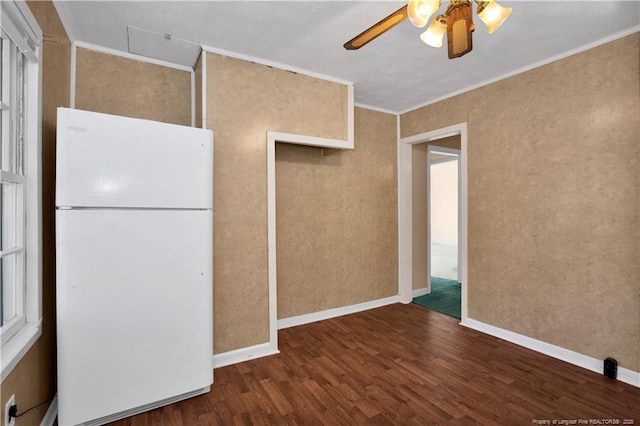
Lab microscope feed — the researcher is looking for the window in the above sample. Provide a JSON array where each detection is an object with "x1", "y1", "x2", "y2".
[
  {"x1": 1, "y1": 20, "x2": 28, "y2": 345},
  {"x1": 0, "y1": 0, "x2": 42, "y2": 381}
]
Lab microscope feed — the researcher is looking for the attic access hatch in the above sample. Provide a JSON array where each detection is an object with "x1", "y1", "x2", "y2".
[{"x1": 127, "y1": 25, "x2": 201, "y2": 68}]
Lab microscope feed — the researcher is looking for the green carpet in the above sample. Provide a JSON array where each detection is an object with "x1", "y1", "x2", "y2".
[{"x1": 412, "y1": 277, "x2": 461, "y2": 319}]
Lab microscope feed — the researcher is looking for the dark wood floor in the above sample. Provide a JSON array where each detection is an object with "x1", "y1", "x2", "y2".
[{"x1": 108, "y1": 304, "x2": 639, "y2": 425}]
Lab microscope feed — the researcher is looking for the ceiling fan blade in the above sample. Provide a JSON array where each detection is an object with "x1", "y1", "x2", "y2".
[{"x1": 344, "y1": 5, "x2": 409, "y2": 50}]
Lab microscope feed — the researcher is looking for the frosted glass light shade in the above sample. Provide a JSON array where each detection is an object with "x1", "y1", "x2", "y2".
[
  {"x1": 408, "y1": 0, "x2": 441, "y2": 28},
  {"x1": 477, "y1": 1, "x2": 512, "y2": 34},
  {"x1": 420, "y1": 15, "x2": 447, "y2": 47}
]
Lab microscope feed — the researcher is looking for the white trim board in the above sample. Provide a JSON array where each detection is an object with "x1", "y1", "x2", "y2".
[
  {"x1": 347, "y1": 85, "x2": 354, "y2": 144},
  {"x1": 266, "y1": 128, "x2": 354, "y2": 355},
  {"x1": 201, "y1": 52, "x2": 207, "y2": 129},
  {"x1": 462, "y1": 318, "x2": 640, "y2": 388},
  {"x1": 201, "y1": 44, "x2": 353, "y2": 86},
  {"x1": 412, "y1": 288, "x2": 430, "y2": 298},
  {"x1": 69, "y1": 43, "x2": 76, "y2": 109},
  {"x1": 1, "y1": 323, "x2": 41, "y2": 381},
  {"x1": 212, "y1": 343, "x2": 280, "y2": 369},
  {"x1": 278, "y1": 296, "x2": 400, "y2": 330},
  {"x1": 396, "y1": 114, "x2": 406, "y2": 304},
  {"x1": 354, "y1": 102, "x2": 399, "y2": 116},
  {"x1": 190, "y1": 70, "x2": 196, "y2": 127},
  {"x1": 40, "y1": 395, "x2": 58, "y2": 426},
  {"x1": 51, "y1": 1, "x2": 75, "y2": 42}
]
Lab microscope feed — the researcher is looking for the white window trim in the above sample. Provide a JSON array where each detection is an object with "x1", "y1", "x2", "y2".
[{"x1": 0, "y1": 0, "x2": 43, "y2": 382}]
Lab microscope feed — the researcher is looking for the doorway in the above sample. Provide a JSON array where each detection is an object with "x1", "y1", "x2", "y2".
[
  {"x1": 428, "y1": 146, "x2": 460, "y2": 286},
  {"x1": 413, "y1": 145, "x2": 461, "y2": 319},
  {"x1": 397, "y1": 122, "x2": 468, "y2": 324}
]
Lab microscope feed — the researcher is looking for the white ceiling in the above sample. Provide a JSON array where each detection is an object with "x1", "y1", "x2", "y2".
[{"x1": 54, "y1": 1, "x2": 640, "y2": 113}]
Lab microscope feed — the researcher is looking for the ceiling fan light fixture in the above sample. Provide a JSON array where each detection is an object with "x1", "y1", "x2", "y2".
[
  {"x1": 408, "y1": 0, "x2": 442, "y2": 28},
  {"x1": 343, "y1": 0, "x2": 514, "y2": 58},
  {"x1": 477, "y1": 0, "x2": 512, "y2": 34},
  {"x1": 447, "y1": 0, "x2": 473, "y2": 59},
  {"x1": 420, "y1": 15, "x2": 448, "y2": 48}
]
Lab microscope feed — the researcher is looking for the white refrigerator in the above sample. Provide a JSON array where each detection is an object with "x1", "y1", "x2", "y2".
[{"x1": 55, "y1": 108, "x2": 214, "y2": 426}]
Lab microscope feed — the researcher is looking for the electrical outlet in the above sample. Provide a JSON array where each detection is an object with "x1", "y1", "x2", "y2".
[{"x1": 4, "y1": 394, "x2": 16, "y2": 426}]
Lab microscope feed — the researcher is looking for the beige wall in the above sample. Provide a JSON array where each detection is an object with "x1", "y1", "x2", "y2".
[
  {"x1": 0, "y1": 2, "x2": 70, "y2": 425},
  {"x1": 402, "y1": 33, "x2": 640, "y2": 370},
  {"x1": 276, "y1": 107, "x2": 397, "y2": 318},
  {"x1": 412, "y1": 136, "x2": 461, "y2": 291},
  {"x1": 205, "y1": 53, "x2": 350, "y2": 352},
  {"x1": 412, "y1": 144, "x2": 428, "y2": 291},
  {"x1": 75, "y1": 48, "x2": 191, "y2": 126}
]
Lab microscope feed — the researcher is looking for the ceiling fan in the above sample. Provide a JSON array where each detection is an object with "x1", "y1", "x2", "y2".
[{"x1": 344, "y1": 0, "x2": 512, "y2": 59}]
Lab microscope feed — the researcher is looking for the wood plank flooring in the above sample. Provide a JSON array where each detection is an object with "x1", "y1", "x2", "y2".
[{"x1": 108, "y1": 304, "x2": 639, "y2": 425}]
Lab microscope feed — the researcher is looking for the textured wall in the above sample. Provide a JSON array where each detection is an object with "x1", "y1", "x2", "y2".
[
  {"x1": 412, "y1": 136, "x2": 461, "y2": 291},
  {"x1": 0, "y1": 2, "x2": 70, "y2": 425},
  {"x1": 412, "y1": 144, "x2": 429, "y2": 291},
  {"x1": 75, "y1": 48, "x2": 191, "y2": 126},
  {"x1": 401, "y1": 34, "x2": 640, "y2": 370},
  {"x1": 276, "y1": 107, "x2": 397, "y2": 318},
  {"x1": 205, "y1": 53, "x2": 349, "y2": 353}
]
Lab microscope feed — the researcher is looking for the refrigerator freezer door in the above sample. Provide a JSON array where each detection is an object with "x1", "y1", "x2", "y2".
[
  {"x1": 56, "y1": 108, "x2": 213, "y2": 209},
  {"x1": 56, "y1": 209, "x2": 213, "y2": 426}
]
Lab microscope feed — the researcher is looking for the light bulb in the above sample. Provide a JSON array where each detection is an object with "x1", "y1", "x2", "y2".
[
  {"x1": 419, "y1": 15, "x2": 447, "y2": 48},
  {"x1": 477, "y1": 1, "x2": 512, "y2": 34},
  {"x1": 408, "y1": 0, "x2": 442, "y2": 28}
]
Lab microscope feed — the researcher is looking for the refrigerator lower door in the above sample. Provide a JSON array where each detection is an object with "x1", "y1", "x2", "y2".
[{"x1": 56, "y1": 209, "x2": 213, "y2": 426}]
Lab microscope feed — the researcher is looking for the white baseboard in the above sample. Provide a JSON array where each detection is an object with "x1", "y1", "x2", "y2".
[
  {"x1": 212, "y1": 343, "x2": 280, "y2": 369},
  {"x1": 278, "y1": 295, "x2": 401, "y2": 330},
  {"x1": 40, "y1": 394, "x2": 57, "y2": 426},
  {"x1": 212, "y1": 296, "x2": 400, "y2": 368},
  {"x1": 618, "y1": 366, "x2": 640, "y2": 387},
  {"x1": 412, "y1": 288, "x2": 430, "y2": 298},
  {"x1": 462, "y1": 318, "x2": 640, "y2": 388}
]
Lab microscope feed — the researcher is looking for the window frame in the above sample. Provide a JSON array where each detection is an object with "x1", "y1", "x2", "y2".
[
  {"x1": 1, "y1": 28, "x2": 28, "y2": 347},
  {"x1": 0, "y1": 0, "x2": 43, "y2": 382}
]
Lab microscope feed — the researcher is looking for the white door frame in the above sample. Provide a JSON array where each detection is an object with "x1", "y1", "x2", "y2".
[
  {"x1": 398, "y1": 122, "x2": 468, "y2": 324},
  {"x1": 427, "y1": 146, "x2": 461, "y2": 292}
]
